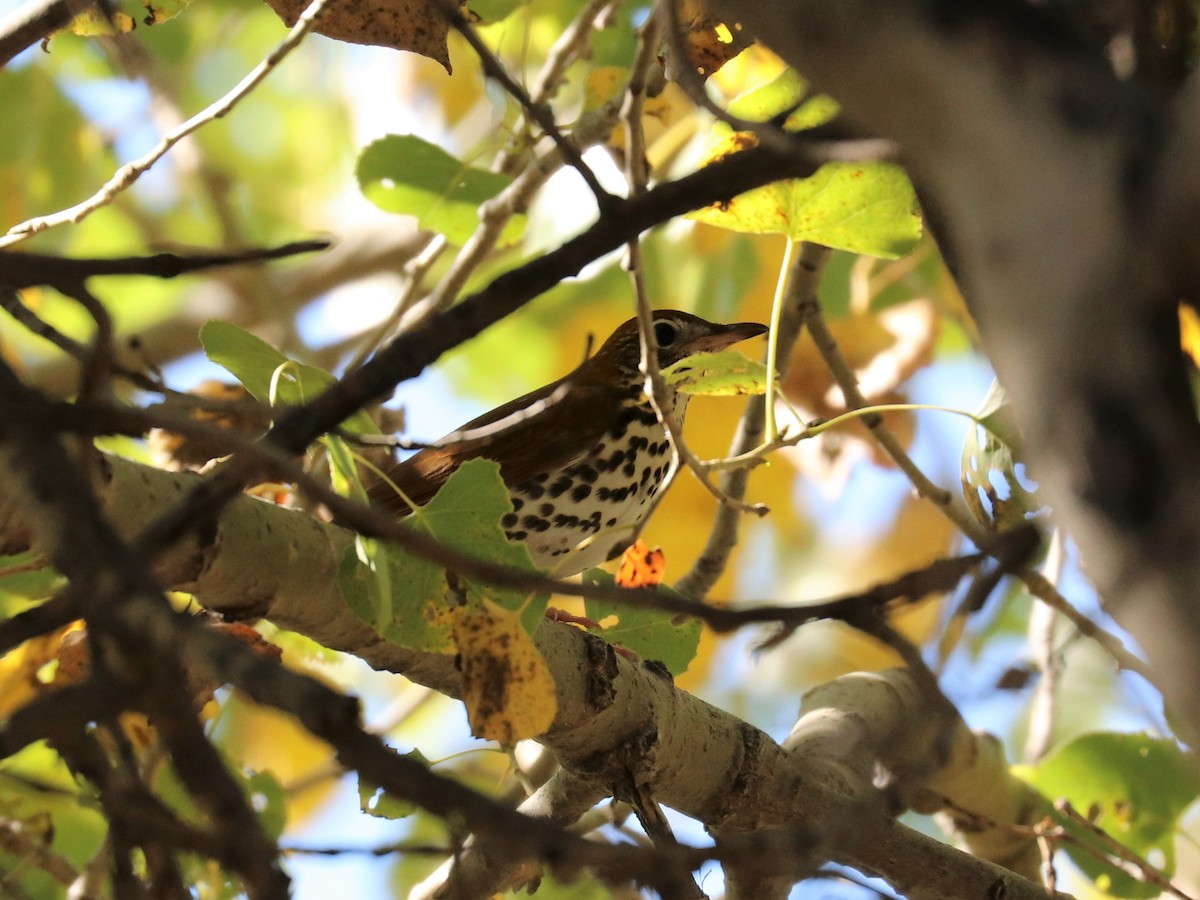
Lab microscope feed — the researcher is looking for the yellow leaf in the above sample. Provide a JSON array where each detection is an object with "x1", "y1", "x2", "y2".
[
  {"x1": 66, "y1": 8, "x2": 136, "y2": 35},
  {"x1": 0, "y1": 622, "x2": 83, "y2": 719},
  {"x1": 451, "y1": 601, "x2": 557, "y2": 744},
  {"x1": 1180, "y1": 303, "x2": 1200, "y2": 367}
]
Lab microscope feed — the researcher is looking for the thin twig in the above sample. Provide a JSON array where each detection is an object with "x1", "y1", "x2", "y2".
[
  {"x1": 0, "y1": 0, "x2": 93, "y2": 68},
  {"x1": 432, "y1": 0, "x2": 613, "y2": 210},
  {"x1": 354, "y1": 0, "x2": 618, "y2": 357},
  {"x1": 0, "y1": 240, "x2": 330, "y2": 288},
  {"x1": 0, "y1": 0, "x2": 334, "y2": 247},
  {"x1": 799, "y1": 285, "x2": 1155, "y2": 682},
  {"x1": 1055, "y1": 800, "x2": 1198, "y2": 900},
  {"x1": 623, "y1": 8, "x2": 762, "y2": 517},
  {"x1": 675, "y1": 242, "x2": 830, "y2": 598},
  {"x1": 799, "y1": 292, "x2": 952, "y2": 507}
]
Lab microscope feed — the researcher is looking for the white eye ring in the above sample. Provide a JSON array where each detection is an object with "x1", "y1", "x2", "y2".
[{"x1": 654, "y1": 321, "x2": 679, "y2": 346}]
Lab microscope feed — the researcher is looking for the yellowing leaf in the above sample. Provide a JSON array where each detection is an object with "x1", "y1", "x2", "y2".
[
  {"x1": 689, "y1": 69, "x2": 921, "y2": 257},
  {"x1": 663, "y1": 348, "x2": 768, "y2": 396},
  {"x1": 1180, "y1": 303, "x2": 1200, "y2": 367},
  {"x1": 451, "y1": 601, "x2": 557, "y2": 743},
  {"x1": 0, "y1": 622, "x2": 83, "y2": 718},
  {"x1": 66, "y1": 8, "x2": 137, "y2": 35}
]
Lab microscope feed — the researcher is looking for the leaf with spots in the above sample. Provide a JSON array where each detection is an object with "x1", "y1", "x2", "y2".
[
  {"x1": 582, "y1": 570, "x2": 701, "y2": 675},
  {"x1": 688, "y1": 68, "x2": 922, "y2": 258},
  {"x1": 668, "y1": 0, "x2": 754, "y2": 81},
  {"x1": 662, "y1": 348, "x2": 768, "y2": 396},
  {"x1": 339, "y1": 459, "x2": 549, "y2": 652},
  {"x1": 262, "y1": 0, "x2": 465, "y2": 73},
  {"x1": 451, "y1": 599, "x2": 557, "y2": 743}
]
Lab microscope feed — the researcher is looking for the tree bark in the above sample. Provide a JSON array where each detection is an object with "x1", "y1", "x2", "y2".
[{"x1": 707, "y1": 0, "x2": 1200, "y2": 737}]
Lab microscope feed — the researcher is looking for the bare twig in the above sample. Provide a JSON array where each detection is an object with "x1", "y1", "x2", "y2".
[
  {"x1": 0, "y1": 0, "x2": 94, "y2": 68},
  {"x1": 431, "y1": 0, "x2": 613, "y2": 210},
  {"x1": 0, "y1": 241, "x2": 330, "y2": 288},
  {"x1": 1056, "y1": 800, "x2": 1198, "y2": 900},
  {"x1": 676, "y1": 241, "x2": 830, "y2": 598},
  {"x1": 623, "y1": 8, "x2": 762, "y2": 517},
  {"x1": 798, "y1": 284, "x2": 1155, "y2": 683},
  {"x1": 0, "y1": 0, "x2": 334, "y2": 247}
]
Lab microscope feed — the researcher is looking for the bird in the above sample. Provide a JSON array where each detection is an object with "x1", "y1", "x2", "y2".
[{"x1": 368, "y1": 310, "x2": 768, "y2": 576}]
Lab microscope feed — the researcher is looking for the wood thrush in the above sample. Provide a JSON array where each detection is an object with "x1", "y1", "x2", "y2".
[{"x1": 368, "y1": 311, "x2": 767, "y2": 575}]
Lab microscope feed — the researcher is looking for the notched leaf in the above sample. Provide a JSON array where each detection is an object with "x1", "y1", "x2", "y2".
[
  {"x1": 961, "y1": 381, "x2": 1038, "y2": 530},
  {"x1": 582, "y1": 570, "x2": 700, "y2": 675}
]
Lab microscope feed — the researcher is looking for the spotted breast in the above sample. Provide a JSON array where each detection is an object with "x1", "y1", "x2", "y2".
[{"x1": 368, "y1": 311, "x2": 768, "y2": 576}]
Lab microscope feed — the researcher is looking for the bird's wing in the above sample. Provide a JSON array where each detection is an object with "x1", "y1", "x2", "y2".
[{"x1": 367, "y1": 378, "x2": 624, "y2": 515}]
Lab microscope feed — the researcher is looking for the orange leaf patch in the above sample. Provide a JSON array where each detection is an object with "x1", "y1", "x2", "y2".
[{"x1": 616, "y1": 540, "x2": 665, "y2": 588}]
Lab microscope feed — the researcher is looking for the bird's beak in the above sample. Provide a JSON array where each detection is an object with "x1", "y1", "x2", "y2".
[{"x1": 684, "y1": 321, "x2": 769, "y2": 354}]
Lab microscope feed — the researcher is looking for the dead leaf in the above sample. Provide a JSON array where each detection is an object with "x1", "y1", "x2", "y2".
[{"x1": 261, "y1": 0, "x2": 464, "y2": 73}]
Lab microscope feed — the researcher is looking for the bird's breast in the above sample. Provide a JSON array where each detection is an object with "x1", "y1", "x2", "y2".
[{"x1": 499, "y1": 394, "x2": 686, "y2": 575}]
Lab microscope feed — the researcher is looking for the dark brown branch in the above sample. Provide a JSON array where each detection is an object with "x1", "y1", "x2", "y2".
[
  {"x1": 0, "y1": 0, "x2": 91, "y2": 68},
  {"x1": 131, "y1": 141, "x2": 822, "y2": 558},
  {"x1": 0, "y1": 239, "x2": 330, "y2": 289}
]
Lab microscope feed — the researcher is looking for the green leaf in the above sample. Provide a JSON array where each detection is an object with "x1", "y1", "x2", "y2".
[
  {"x1": 662, "y1": 348, "x2": 768, "y2": 396},
  {"x1": 688, "y1": 69, "x2": 922, "y2": 258},
  {"x1": 357, "y1": 754, "x2": 428, "y2": 820},
  {"x1": 340, "y1": 459, "x2": 548, "y2": 650},
  {"x1": 200, "y1": 321, "x2": 376, "y2": 435},
  {"x1": 0, "y1": 553, "x2": 63, "y2": 615},
  {"x1": 1019, "y1": 732, "x2": 1200, "y2": 898},
  {"x1": 356, "y1": 135, "x2": 524, "y2": 246},
  {"x1": 245, "y1": 771, "x2": 287, "y2": 840},
  {"x1": 582, "y1": 570, "x2": 701, "y2": 676}
]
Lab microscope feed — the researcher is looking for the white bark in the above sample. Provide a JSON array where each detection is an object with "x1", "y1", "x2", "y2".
[{"x1": 0, "y1": 453, "x2": 1058, "y2": 897}]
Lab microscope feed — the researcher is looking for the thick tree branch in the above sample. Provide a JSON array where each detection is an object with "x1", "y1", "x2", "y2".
[{"x1": 0, "y1": 447, "x2": 1058, "y2": 899}]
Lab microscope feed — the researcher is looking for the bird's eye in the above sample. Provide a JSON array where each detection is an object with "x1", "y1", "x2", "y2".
[{"x1": 654, "y1": 321, "x2": 679, "y2": 346}]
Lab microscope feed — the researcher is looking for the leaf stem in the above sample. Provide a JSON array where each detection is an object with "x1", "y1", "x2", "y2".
[{"x1": 807, "y1": 403, "x2": 980, "y2": 437}]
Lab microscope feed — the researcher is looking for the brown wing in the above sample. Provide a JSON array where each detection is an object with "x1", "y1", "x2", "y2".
[{"x1": 366, "y1": 376, "x2": 622, "y2": 515}]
